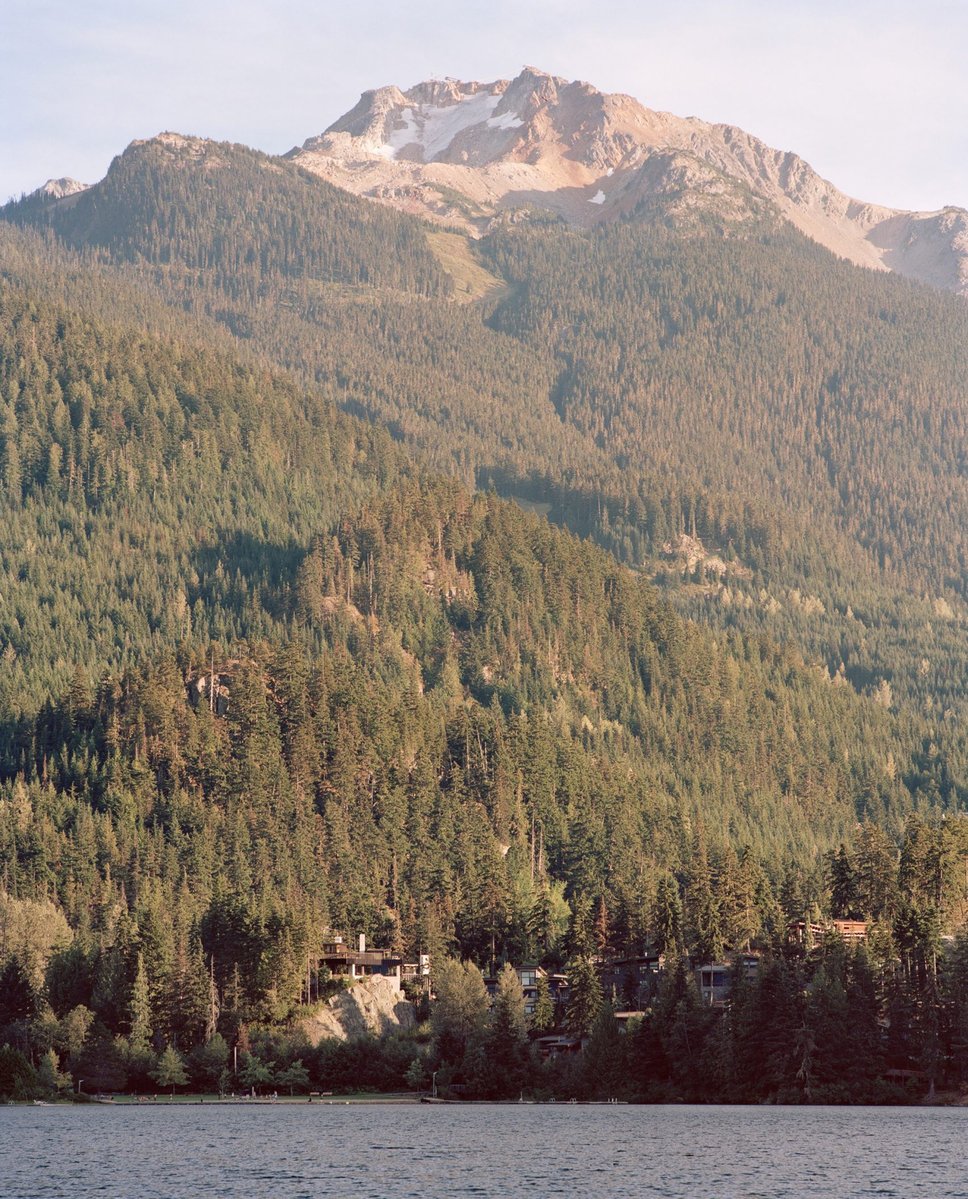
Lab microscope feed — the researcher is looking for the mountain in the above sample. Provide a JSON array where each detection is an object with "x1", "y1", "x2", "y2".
[
  {"x1": 5, "y1": 134, "x2": 449, "y2": 300},
  {"x1": 33, "y1": 178, "x2": 89, "y2": 201},
  {"x1": 290, "y1": 66, "x2": 968, "y2": 296},
  {"x1": 7, "y1": 120, "x2": 968, "y2": 731},
  {"x1": 4, "y1": 73, "x2": 968, "y2": 1106},
  {"x1": 0, "y1": 242, "x2": 939, "y2": 981}
]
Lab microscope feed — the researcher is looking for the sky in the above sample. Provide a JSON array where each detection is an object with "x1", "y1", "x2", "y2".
[{"x1": 3, "y1": 0, "x2": 968, "y2": 212}]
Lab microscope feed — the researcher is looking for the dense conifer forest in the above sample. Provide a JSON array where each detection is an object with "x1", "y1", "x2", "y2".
[
  {"x1": 10, "y1": 137, "x2": 968, "y2": 721},
  {"x1": 2, "y1": 136, "x2": 968, "y2": 1103}
]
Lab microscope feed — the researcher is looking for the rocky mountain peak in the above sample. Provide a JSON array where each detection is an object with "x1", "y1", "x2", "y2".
[
  {"x1": 502, "y1": 65, "x2": 569, "y2": 112},
  {"x1": 404, "y1": 77, "x2": 495, "y2": 107},
  {"x1": 36, "y1": 177, "x2": 89, "y2": 200},
  {"x1": 324, "y1": 84, "x2": 409, "y2": 142},
  {"x1": 289, "y1": 66, "x2": 968, "y2": 296},
  {"x1": 117, "y1": 132, "x2": 228, "y2": 170}
]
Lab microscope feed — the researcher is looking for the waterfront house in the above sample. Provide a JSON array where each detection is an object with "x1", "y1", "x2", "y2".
[
  {"x1": 483, "y1": 964, "x2": 570, "y2": 1017},
  {"x1": 318, "y1": 934, "x2": 405, "y2": 991},
  {"x1": 599, "y1": 953, "x2": 664, "y2": 1007}
]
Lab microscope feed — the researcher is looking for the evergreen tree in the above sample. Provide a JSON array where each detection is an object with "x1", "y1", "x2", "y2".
[
  {"x1": 0, "y1": 1045, "x2": 36, "y2": 1099},
  {"x1": 0, "y1": 956, "x2": 38, "y2": 1028},
  {"x1": 530, "y1": 975, "x2": 556, "y2": 1034},
  {"x1": 482, "y1": 963, "x2": 529, "y2": 1098},
  {"x1": 127, "y1": 953, "x2": 152, "y2": 1051},
  {"x1": 829, "y1": 845, "x2": 859, "y2": 919},
  {"x1": 687, "y1": 832, "x2": 723, "y2": 963},
  {"x1": 151, "y1": 1043, "x2": 188, "y2": 1098},
  {"x1": 581, "y1": 1002, "x2": 626, "y2": 1100},
  {"x1": 566, "y1": 957, "x2": 603, "y2": 1037},
  {"x1": 652, "y1": 876, "x2": 683, "y2": 954}
]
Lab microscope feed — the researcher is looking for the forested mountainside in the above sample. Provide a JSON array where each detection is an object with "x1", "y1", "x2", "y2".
[
  {"x1": 0, "y1": 271, "x2": 415, "y2": 709},
  {"x1": 1, "y1": 267, "x2": 949, "y2": 912},
  {"x1": 2, "y1": 131, "x2": 968, "y2": 1103},
  {"x1": 0, "y1": 241, "x2": 964, "y2": 1065},
  {"x1": 6, "y1": 136, "x2": 968, "y2": 728},
  {"x1": 0, "y1": 255, "x2": 959, "y2": 1079},
  {"x1": 4, "y1": 135, "x2": 449, "y2": 300}
]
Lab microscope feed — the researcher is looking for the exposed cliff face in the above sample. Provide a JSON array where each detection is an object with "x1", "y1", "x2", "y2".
[
  {"x1": 290, "y1": 67, "x2": 968, "y2": 296},
  {"x1": 295, "y1": 976, "x2": 417, "y2": 1045}
]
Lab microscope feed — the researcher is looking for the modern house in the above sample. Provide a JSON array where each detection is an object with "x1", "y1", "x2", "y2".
[
  {"x1": 788, "y1": 918, "x2": 868, "y2": 949},
  {"x1": 483, "y1": 964, "x2": 570, "y2": 1017},
  {"x1": 318, "y1": 934, "x2": 404, "y2": 990},
  {"x1": 696, "y1": 955, "x2": 760, "y2": 1007},
  {"x1": 533, "y1": 1033, "x2": 582, "y2": 1058},
  {"x1": 402, "y1": 954, "x2": 431, "y2": 984},
  {"x1": 599, "y1": 953, "x2": 664, "y2": 1007},
  {"x1": 831, "y1": 919, "x2": 868, "y2": 945}
]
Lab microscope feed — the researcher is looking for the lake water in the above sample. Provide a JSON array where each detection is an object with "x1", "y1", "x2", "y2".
[{"x1": 1, "y1": 1102, "x2": 966, "y2": 1198}]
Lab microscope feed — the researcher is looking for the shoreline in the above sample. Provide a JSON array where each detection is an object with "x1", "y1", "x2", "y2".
[
  {"x1": 14, "y1": 1098, "x2": 424, "y2": 1103},
  {"x1": 13, "y1": 1092, "x2": 968, "y2": 1109}
]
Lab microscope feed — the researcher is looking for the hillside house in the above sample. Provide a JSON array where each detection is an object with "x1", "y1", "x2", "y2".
[
  {"x1": 788, "y1": 918, "x2": 868, "y2": 949},
  {"x1": 402, "y1": 954, "x2": 431, "y2": 984},
  {"x1": 534, "y1": 1033, "x2": 582, "y2": 1058},
  {"x1": 484, "y1": 964, "x2": 570, "y2": 1017},
  {"x1": 319, "y1": 935, "x2": 404, "y2": 991},
  {"x1": 696, "y1": 955, "x2": 760, "y2": 1007},
  {"x1": 599, "y1": 953, "x2": 664, "y2": 1007}
]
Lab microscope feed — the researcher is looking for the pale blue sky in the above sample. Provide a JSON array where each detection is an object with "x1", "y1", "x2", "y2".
[{"x1": 4, "y1": 0, "x2": 967, "y2": 211}]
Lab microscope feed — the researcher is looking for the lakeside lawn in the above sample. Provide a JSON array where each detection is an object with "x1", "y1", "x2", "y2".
[{"x1": 67, "y1": 1091, "x2": 421, "y2": 1106}]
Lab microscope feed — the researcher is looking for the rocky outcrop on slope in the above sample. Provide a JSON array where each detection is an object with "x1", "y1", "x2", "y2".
[{"x1": 294, "y1": 975, "x2": 417, "y2": 1045}]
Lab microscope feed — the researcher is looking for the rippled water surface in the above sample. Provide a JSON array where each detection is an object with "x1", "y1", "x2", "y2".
[{"x1": 1, "y1": 1103, "x2": 967, "y2": 1198}]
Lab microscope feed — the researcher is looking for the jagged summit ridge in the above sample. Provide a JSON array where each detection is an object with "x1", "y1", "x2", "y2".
[
  {"x1": 321, "y1": 77, "x2": 512, "y2": 160},
  {"x1": 291, "y1": 66, "x2": 968, "y2": 296},
  {"x1": 298, "y1": 67, "x2": 682, "y2": 176}
]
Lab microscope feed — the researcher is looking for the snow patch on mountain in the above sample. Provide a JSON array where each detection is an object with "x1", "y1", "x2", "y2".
[
  {"x1": 487, "y1": 110, "x2": 524, "y2": 131},
  {"x1": 376, "y1": 89, "x2": 503, "y2": 161},
  {"x1": 290, "y1": 67, "x2": 968, "y2": 296},
  {"x1": 414, "y1": 91, "x2": 500, "y2": 160},
  {"x1": 376, "y1": 108, "x2": 417, "y2": 158}
]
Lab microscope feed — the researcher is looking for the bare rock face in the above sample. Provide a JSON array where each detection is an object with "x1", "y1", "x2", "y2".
[
  {"x1": 324, "y1": 84, "x2": 409, "y2": 141},
  {"x1": 289, "y1": 67, "x2": 968, "y2": 296},
  {"x1": 295, "y1": 975, "x2": 416, "y2": 1045},
  {"x1": 25, "y1": 177, "x2": 91, "y2": 209},
  {"x1": 37, "y1": 177, "x2": 89, "y2": 199}
]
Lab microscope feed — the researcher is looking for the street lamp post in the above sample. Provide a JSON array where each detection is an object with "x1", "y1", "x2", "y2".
[{"x1": 431, "y1": 1071, "x2": 438, "y2": 1100}]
